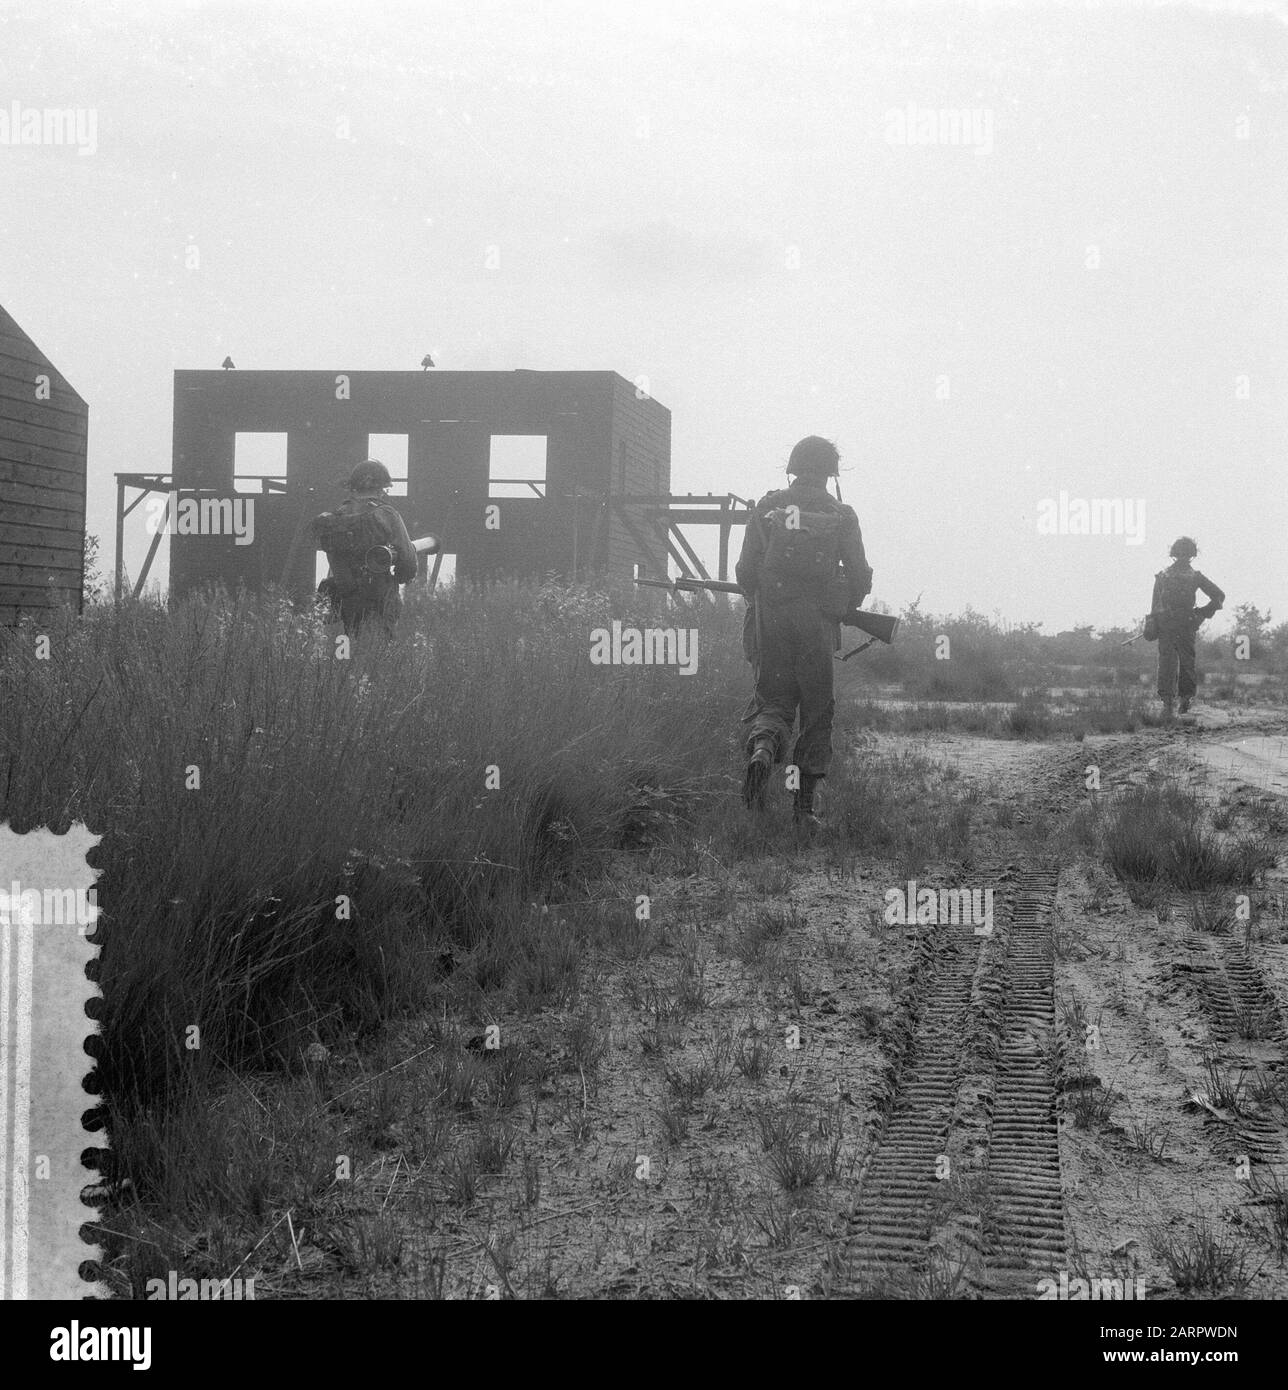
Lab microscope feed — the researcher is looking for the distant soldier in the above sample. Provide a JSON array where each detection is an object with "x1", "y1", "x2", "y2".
[
  {"x1": 736, "y1": 436, "x2": 873, "y2": 825},
  {"x1": 313, "y1": 459, "x2": 419, "y2": 638},
  {"x1": 1148, "y1": 536, "x2": 1225, "y2": 718}
]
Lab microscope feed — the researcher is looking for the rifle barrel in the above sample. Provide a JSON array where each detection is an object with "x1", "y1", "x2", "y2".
[
  {"x1": 674, "y1": 577, "x2": 742, "y2": 594},
  {"x1": 633, "y1": 576, "x2": 742, "y2": 594},
  {"x1": 632, "y1": 578, "x2": 897, "y2": 645}
]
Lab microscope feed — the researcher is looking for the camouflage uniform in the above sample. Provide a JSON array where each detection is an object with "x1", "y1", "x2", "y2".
[
  {"x1": 735, "y1": 478, "x2": 872, "y2": 781},
  {"x1": 321, "y1": 496, "x2": 419, "y2": 638},
  {"x1": 1151, "y1": 561, "x2": 1224, "y2": 703}
]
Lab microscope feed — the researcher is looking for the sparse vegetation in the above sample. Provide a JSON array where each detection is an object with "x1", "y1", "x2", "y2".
[
  {"x1": 1247, "y1": 1167, "x2": 1288, "y2": 1263},
  {"x1": 1231, "y1": 995, "x2": 1280, "y2": 1042},
  {"x1": 847, "y1": 691, "x2": 1147, "y2": 742},
  {"x1": 1151, "y1": 1217, "x2": 1261, "y2": 1295},
  {"x1": 1189, "y1": 892, "x2": 1237, "y2": 934},
  {"x1": 1201, "y1": 1051, "x2": 1250, "y2": 1114},
  {"x1": 1094, "y1": 780, "x2": 1276, "y2": 902},
  {"x1": 1127, "y1": 1116, "x2": 1171, "y2": 1160},
  {"x1": 753, "y1": 1101, "x2": 844, "y2": 1191},
  {"x1": 1067, "y1": 1078, "x2": 1119, "y2": 1129},
  {"x1": 665, "y1": 1031, "x2": 734, "y2": 1107},
  {"x1": 734, "y1": 1028, "x2": 770, "y2": 1081}
]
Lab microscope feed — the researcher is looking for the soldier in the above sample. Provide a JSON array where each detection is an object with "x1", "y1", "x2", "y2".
[
  {"x1": 1149, "y1": 536, "x2": 1224, "y2": 719},
  {"x1": 313, "y1": 459, "x2": 419, "y2": 638},
  {"x1": 736, "y1": 436, "x2": 873, "y2": 825}
]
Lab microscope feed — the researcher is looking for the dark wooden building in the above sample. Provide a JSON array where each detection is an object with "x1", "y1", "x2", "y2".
[
  {"x1": 0, "y1": 304, "x2": 88, "y2": 624},
  {"x1": 166, "y1": 368, "x2": 672, "y2": 598}
]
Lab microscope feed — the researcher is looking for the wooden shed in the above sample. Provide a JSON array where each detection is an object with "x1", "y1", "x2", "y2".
[{"x1": 0, "y1": 304, "x2": 88, "y2": 624}]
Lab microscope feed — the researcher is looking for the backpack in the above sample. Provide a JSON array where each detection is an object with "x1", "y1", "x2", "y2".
[
  {"x1": 1157, "y1": 566, "x2": 1198, "y2": 614},
  {"x1": 760, "y1": 505, "x2": 844, "y2": 590},
  {"x1": 313, "y1": 503, "x2": 391, "y2": 596}
]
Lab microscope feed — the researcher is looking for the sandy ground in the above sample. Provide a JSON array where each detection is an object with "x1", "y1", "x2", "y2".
[
  {"x1": 1193, "y1": 735, "x2": 1288, "y2": 799},
  {"x1": 254, "y1": 697, "x2": 1288, "y2": 1300}
]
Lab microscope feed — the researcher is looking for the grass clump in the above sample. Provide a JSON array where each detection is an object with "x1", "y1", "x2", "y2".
[
  {"x1": 1151, "y1": 1216, "x2": 1260, "y2": 1295},
  {"x1": 1095, "y1": 781, "x2": 1276, "y2": 903}
]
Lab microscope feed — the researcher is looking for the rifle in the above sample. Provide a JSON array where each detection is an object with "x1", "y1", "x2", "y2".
[
  {"x1": 633, "y1": 576, "x2": 899, "y2": 653},
  {"x1": 1119, "y1": 618, "x2": 1154, "y2": 648},
  {"x1": 1119, "y1": 607, "x2": 1213, "y2": 646}
]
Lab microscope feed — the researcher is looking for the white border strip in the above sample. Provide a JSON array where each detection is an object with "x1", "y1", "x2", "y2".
[{"x1": 11, "y1": 920, "x2": 33, "y2": 1300}]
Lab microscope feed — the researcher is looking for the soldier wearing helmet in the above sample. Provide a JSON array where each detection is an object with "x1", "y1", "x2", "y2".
[
  {"x1": 313, "y1": 459, "x2": 419, "y2": 638},
  {"x1": 1149, "y1": 536, "x2": 1225, "y2": 718},
  {"x1": 735, "y1": 436, "x2": 873, "y2": 826}
]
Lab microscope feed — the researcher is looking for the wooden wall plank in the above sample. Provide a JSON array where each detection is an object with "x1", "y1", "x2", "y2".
[
  {"x1": 0, "y1": 416, "x2": 88, "y2": 458},
  {"x1": 0, "y1": 330, "x2": 51, "y2": 360},
  {"x1": 0, "y1": 325, "x2": 88, "y2": 402},
  {"x1": 0, "y1": 374, "x2": 88, "y2": 424},
  {"x1": 0, "y1": 499, "x2": 86, "y2": 530},
  {"x1": 0, "y1": 519, "x2": 84, "y2": 550},
  {"x1": 0, "y1": 459, "x2": 88, "y2": 493},
  {"x1": 0, "y1": 559, "x2": 82, "y2": 583},
  {"x1": 0, "y1": 437, "x2": 89, "y2": 476},
  {"x1": 0, "y1": 397, "x2": 88, "y2": 444},
  {"x1": 1, "y1": 477, "x2": 85, "y2": 512},
  {"x1": 0, "y1": 584, "x2": 81, "y2": 608},
  {"x1": 2, "y1": 543, "x2": 83, "y2": 569}
]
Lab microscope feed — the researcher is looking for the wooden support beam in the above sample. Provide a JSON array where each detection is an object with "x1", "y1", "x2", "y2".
[
  {"x1": 114, "y1": 475, "x2": 125, "y2": 602},
  {"x1": 636, "y1": 508, "x2": 752, "y2": 526},
  {"x1": 669, "y1": 522, "x2": 711, "y2": 581},
  {"x1": 592, "y1": 498, "x2": 611, "y2": 572},
  {"x1": 132, "y1": 495, "x2": 169, "y2": 599},
  {"x1": 616, "y1": 504, "x2": 666, "y2": 576},
  {"x1": 665, "y1": 537, "x2": 695, "y2": 578},
  {"x1": 279, "y1": 503, "x2": 312, "y2": 590},
  {"x1": 115, "y1": 475, "x2": 175, "y2": 602},
  {"x1": 615, "y1": 493, "x2": 750, "y2": 507},
  {"x1": 122, "y1": 485, "x2": 166, "y2": 519}
]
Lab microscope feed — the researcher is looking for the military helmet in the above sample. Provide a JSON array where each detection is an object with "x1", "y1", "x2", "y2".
[
  {"x1": 348, "y1": 458, "x2": 393, "y2": 492},
  {"x1": 786, "y1": 435, "x2": 841, "y2": 478},
  {"x1": 1169, "y1": 536, "x2": 1198, "y2": 559}
]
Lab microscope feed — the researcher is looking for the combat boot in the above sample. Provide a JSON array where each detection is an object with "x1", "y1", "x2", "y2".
[
  {"x1": 793, "y1": 774, "x2": 824, "y2": 829},
  {"x1": 743, "y1": 737, "x2": 774, "y2": 810}
]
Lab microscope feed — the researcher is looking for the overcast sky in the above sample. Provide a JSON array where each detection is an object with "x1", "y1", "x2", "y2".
[{"x1": 3, "y1": 0, "x2": 1285, "y2": 629}]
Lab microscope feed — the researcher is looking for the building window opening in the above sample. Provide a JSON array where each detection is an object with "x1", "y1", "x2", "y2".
[{"x1": 488, "y1": 434, "x2": 548, "y2": 499}]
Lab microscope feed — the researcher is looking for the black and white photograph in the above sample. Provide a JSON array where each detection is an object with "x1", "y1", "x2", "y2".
[{"x1": 2, "y1": 0, "x2": 1287, "y2": 1353}]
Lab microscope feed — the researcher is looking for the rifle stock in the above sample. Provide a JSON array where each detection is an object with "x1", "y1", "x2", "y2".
[
  {"x1": 841, "y1": 608, "x2": 898, "y2": 644},
  {"x1": 1117, "y1": 608, "x2": 1217, "y2": 644},
  {"x1": 1121, "y1": 608, "x2": 1211, "y2": 645},
  {"x1": 633, "y1": 577, "x2": 897, "y2": 645}
]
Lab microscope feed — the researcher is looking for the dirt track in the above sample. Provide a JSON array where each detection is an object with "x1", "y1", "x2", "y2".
[{"x1": 857, "y1": 704, "x2": 1288, "y2": 1299}]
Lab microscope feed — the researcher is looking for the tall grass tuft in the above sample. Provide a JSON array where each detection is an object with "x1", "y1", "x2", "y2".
[
  {"x1": 0, "y1": 582, "x2": 747, "y2": 1112},
  {"x1": 1096, "y1": 781, "x2": 1276, "y2": 900}
]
